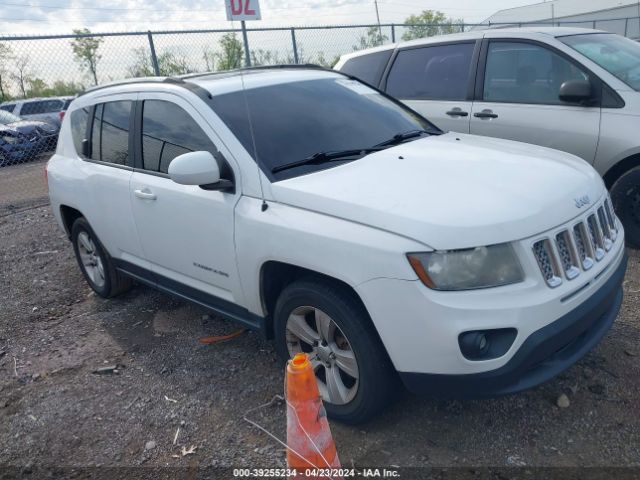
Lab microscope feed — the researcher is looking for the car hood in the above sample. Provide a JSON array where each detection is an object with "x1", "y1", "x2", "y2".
[
  {"x1": 270, "y1": 133, "x2": 605, "y2": 250},
  {"x1": 3, "y1": 120, "x2": 58, "y2": 135}
]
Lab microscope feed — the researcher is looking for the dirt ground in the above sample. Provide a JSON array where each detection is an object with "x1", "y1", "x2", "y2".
[
  {"x1": 0, "y1": 206, "x2": 639, "y2": 477},
  {"x1": 0, "y1": 159, "x2": 49, "y2": 216}
]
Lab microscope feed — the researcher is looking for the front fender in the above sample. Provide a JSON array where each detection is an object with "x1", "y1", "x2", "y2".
[{"x1": 234, "y1": 196, "x2": 426, "y2": 316}]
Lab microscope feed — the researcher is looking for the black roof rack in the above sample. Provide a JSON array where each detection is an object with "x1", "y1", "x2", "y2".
[{"x1": 77, "y1": 64, "x2": 337, "y2": 99}]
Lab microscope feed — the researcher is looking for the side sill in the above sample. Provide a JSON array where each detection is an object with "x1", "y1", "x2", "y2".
[{"x1": 114, "y1": 260, "x2": 267, "y2": 336}]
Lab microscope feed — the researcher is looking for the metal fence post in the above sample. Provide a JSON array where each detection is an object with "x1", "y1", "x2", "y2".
[
  {"x1": 241, "y1": 21, "x2": 251, "y2": 67},
  {"x1": 291, "y1": 28, "x2": 299, "y2": 64},
  {"x1": 147, "y1": 31, "x2": 160, "y2": 76},
  {"x1": 391, "y1": 24, "x2": 396, "y2": 43}
]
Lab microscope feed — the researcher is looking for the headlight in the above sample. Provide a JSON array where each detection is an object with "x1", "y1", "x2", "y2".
[{"x1": 407, "y1": 243, "x2": 524, "y2": 291}]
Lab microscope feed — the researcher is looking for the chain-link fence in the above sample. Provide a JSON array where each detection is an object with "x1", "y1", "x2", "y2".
[{"x1": 0, "y1": 17, "x2": 639, "y2": 215}]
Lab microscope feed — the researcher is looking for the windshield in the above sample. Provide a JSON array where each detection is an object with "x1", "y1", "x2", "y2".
[
  {"x1": 0, "y1": 110, "x2": 21, "y2": 124},
  {"x1": 209, "y1": 76, "x2": 439, "y2": 180},
  {"x1": 561, "y1": 33, "x2": 640, "y2": 91}
]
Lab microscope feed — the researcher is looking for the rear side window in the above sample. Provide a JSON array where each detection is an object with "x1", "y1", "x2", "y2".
[
  {"x1": 340, "y1": 50, "x2": 393, "y2": 86},
  {"x1": 70, "y1": 107, "x2": 90, "y2": 156},
  {"x1": 0, "y1": 104, "x2": 15, "y2": 112},
  {"x1": 89, "y1": 101, "x2": 132, "y2": 165},
  {"x1": 141, "y1": 100, "x2": 217, "y2": 174},
  {"x1": 21, "y1": 100, "x2": 63, "y2": 115},
  {"x1": 386, "y1": 43, "x2": 474, "y2": 101}
]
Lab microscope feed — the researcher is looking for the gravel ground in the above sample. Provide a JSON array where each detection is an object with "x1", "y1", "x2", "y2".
[
  {"x1": 0, "y1": 206, "x2": 639, "y2": 477},
  {"x1": 0, "y1": 159, "x2": 49, "y2": 216}
]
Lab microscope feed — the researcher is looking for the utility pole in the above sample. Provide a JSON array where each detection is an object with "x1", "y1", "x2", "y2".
[{"x1": 374, "y1": 0, "x2": 383, "y2": 43}]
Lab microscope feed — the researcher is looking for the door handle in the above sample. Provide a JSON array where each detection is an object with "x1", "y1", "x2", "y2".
[
  {"x1": 134, "y1": 189, "x2": 157, "y2": 201},
  {"x1": 446, "y1": 109, "x2": 469, "y2": 117},
  {"x1": 473, "y1": 110, "x2": 498, "y2": 119}
]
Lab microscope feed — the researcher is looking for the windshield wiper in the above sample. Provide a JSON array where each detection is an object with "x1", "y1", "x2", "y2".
[
  {"x1": 374, "y1": 129, "x2": 430, "y2": 148},
  {"x1": 272, "y1": 149, "x2": 378, "y2": 174}
]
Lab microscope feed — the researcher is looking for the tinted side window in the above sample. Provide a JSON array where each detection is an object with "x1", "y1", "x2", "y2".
[
  {"x1": 70, "y1": 107, "x2": 90, "y2": 157},
  {"x1": 22, "y1": 100, "x2": 64, "y2": 115},
  {"x1": 141, "y1": 100, "x2": 217, "y2": 174},
  {"x1": 483, "y1": 42, "x2": 588, "y2": 105},
  {"x1": 340, "y1": 50, "x2": 393, "y2": 86},
  {"x1": 386, "y1": 43, "x2": 474, "y2": 100},
  {"x1": 100, "y1": 101, "x2": 131, "y2": 165},
  {"x1": 0, "y1": 104, "x2": 15, "y2": 112},
  {"x1": 20, "y1": 101, "x2": 46, "y2": 115}
]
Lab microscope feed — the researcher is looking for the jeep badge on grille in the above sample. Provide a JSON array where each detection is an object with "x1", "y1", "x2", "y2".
[{"x1": 574, "y1": 195, "x2": 591, "y2": 208}]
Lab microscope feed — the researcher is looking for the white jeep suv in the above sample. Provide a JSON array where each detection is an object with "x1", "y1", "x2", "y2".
[{"x1": 47, "y1": 67, "x2": 627, "y2": 424}]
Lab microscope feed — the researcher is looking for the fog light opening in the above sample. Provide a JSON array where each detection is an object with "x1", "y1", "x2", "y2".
[{"x1": 458, "y1": 328, "x2": 517, "y2": 361}]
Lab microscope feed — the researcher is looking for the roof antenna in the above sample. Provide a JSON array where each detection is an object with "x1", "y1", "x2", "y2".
[{"x1": 235, "y1": 23, "x2": 268, "y2": 212}]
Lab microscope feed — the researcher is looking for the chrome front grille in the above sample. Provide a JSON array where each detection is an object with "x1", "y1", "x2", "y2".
[{"x1": 532, "y1": 198, "x2": 619, "y2": 288}]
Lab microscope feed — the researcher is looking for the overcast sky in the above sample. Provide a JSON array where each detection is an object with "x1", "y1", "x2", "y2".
[{"x1": 0, "y1": 0, "x2": 540, "y2": 35}]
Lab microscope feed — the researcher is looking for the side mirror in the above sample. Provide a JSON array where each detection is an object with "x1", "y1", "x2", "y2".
[
  {"x1": 559, "y1": 79, "x2": 592, "y2": 104},
  {"x1": 169, "y1": 151, "x2": 224, "y2": 187}
]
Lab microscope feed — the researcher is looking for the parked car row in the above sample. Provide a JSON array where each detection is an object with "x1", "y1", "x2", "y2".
[
  {"x1": 0, "y1": 96, "x2": 74, "y2": 127},
  {"x1": 0, "y1": 109, "x2": 59, "y2": 167},
  {"x1": 335, "y1": 27, "x2": 640, "y2": 248}
]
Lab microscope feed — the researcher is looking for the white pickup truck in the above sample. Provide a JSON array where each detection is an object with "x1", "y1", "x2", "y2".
[{"x1": 47, "y1": 67, "x2": 627, "y2": 424}]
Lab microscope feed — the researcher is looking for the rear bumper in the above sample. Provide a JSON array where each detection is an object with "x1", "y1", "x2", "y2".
[{"x1": 399, "y1": 252, "x2": 627, "y2": 398}]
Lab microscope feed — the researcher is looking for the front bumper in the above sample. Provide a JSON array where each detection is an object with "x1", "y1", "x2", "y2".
[{"x1": 399, "y1": 251, "x2": 627, "y2": 397}]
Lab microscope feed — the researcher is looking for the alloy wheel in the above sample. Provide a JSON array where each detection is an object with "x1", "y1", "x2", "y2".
[
  {"x1": 77, "y1": 231, "x2": 106, "y2": 288},
  {"x1": 285, "y1": 306, "x2": 359, "y2": 405}
]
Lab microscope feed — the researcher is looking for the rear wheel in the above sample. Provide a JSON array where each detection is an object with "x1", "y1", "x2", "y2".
[
  {"x1": 274, "y1": 278, "x2": 398, "y2": 424},
  {"x1": 71, "y1": 217, "x2": 132, "y2": 297},
  {"x1": 610, "y1": 166, "x2": 640, "y2": 249}
]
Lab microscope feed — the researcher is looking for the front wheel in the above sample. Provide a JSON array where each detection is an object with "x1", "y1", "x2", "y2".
[
  {"x1": 610, "y1": 166, "x2": 640, "y2": 249},
  {"x1": 274, "y1": 279, "x2": 398, "y2": 424}
]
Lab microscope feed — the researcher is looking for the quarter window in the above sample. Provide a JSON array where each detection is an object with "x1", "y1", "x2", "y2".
[
  {"x1": 89, "y1": 101, "x2": 132, "y2": 165},
  {"x1": 0, "y1": 104, "x2": 15, "y2": 112},
  {"x1": 70, "y1": 107, "x2": 90, "y2": 157},
  {"x1": 386, "y1": 43, "x2": 474, "y2": 100},
  {"x1": 483, "y1": 42, "x2": 588, "y2": 105},
  {"x1": 141, "y1": 100, "x2": 217, "y2": 174}
]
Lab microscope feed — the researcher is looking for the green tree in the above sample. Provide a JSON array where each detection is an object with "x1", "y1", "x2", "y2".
[
  {"x1": 48, "y1": 80, "x2": 84, "y2": 96},
  {"x1": 353, "y1": 26, "x2": 388, "y2": 51},
  {"x1": 27, "y1": 78, "x2": 48, "y2": 97},
  {"x1": 314, "y1": 51, "x2": 340, "y2": 69},
  {"x1": 402, "y1": 10, "x2": 464, "y2": 41},
  {"x1": 70, "y1": 29, "x2": 103, "y2": 85},
  {"x1": 0, "y1": 43, "x2": 13, "y2": 101},
  {"x1": 11, "y1": 55, "x2": 32, "y2": 98},
  {"x1": 25, "y1": 79, "x2": 83, "y2": 97},
  {"x1": 127, "y1": 48, "x2": 193, "y2": 77},
  {"x1": 215, "y1": 33, "x2": 244, "y2": 70}
]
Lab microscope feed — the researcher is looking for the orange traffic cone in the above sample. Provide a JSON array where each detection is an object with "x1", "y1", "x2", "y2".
[{"x1": 286, "y1": 353, "x2": 341, "y2": 478}]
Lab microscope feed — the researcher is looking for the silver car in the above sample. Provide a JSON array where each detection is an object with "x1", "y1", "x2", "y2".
[
  {"x1": 0, "y1": 96, "x2": 74, "y2": 127},
  {"x1": 335, "y1": 27, "x2": 640, "y2": 248}
]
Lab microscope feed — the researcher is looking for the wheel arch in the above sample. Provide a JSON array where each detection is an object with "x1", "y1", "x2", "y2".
[
  {"x1": 603, "y1": 153, "x2": 640, "y2": 189},
  {"x1": 259, "y1": 261, "x2": 379, "y2": 343},
  {"x1": 59, "y1": 205, "x2": 84, "y2": 237}
]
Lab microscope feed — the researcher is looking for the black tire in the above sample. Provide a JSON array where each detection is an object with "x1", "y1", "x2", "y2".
[
  {"x1": 71, "y1": 217, "x2": 132, "y2": 298},
  {"x1": 273, "y1": 278, "x2": 398, "y2": 424},
  {"x1": 610, "y1": 166, "x2": 640, "y2": 249}
]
